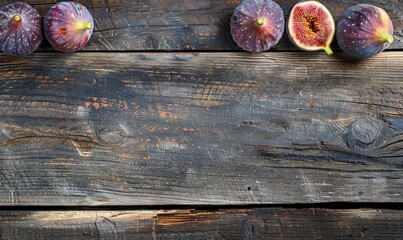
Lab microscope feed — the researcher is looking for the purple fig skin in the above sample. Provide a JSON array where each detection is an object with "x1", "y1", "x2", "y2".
[
  {"x1": 44, "y1": 2, "x2": 94, "y2": 52},
  {"x1": 337, "y1": 4, "x2": 394, "y2": 59},
  {"x1": 230, "y1": 0, "x2": 285, "y2": 53},
  {"x1": 0, "y1": 2, "x2": 42, "y2": 57}
]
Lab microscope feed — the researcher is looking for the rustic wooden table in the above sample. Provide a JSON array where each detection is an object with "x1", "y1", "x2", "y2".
[{"x1": 1, "y1": 0, "x2": 403, "y2": 239}]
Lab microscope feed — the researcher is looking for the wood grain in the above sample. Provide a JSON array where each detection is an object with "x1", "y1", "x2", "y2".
[
  {"x1": 1, "y1": 208, "x2": 402, "y2": 239},
  {"x1": 0, "y1": 52, "x2": 402, "y2": 206},
  {"x1": 0, "y1": 0, "x2": 402, "y2": 51}
]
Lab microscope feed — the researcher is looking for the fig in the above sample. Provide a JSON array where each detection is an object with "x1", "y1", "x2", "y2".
[
  {"x1": 287, "y1": 1, "x2": 335, "y2": 55},
  {"x1": 337, "y1": 4, "x2": 394, "y2": 59},
  {"x1": 43, "y1": 2, "x2": 94, "y2": 52},
  {"x1": 230, "y1": 0, "x2": 285, "y2": 53},
  {"x1": 0, "y1": 2, "x2": 42, "y2": 56}
]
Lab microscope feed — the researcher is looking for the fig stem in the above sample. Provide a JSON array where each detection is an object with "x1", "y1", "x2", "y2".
[
  {"x1": 255, "y1": 17, "x2": 265, "y2": 26},
  {"x1": 324, "y1": 45, "x2": 333, "y2": 55},
  {"x1": 13, "y1": 15, "x2": 21, "y2": 22},
  {"x1": 83, "y1": 21, "x2": 92, "y2": 30},
  {"x1": 379, "y1": 32, "x2": 394, "y2": 44}
]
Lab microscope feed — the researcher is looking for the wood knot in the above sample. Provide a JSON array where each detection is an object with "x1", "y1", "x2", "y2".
[
  {"x1": 97, "y1": 128, "x2": 126, "y2": 145},
  {"x1": 344, "y1": 118, "x2": 383, "y2": 150}
]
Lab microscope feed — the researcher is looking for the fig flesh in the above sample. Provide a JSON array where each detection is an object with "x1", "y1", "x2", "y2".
[
  {"x1": 44, "y1": 2, "x2": 94, "y2": 52},
  {"x1": 0, "y1": 2, "x2": 42, "y2": 56},
  {"x1": 337, "y1": 4, "x2": 394, "y2": 59},
  {"x1": 287, "y1": 1, "x2": 335, "y2": 55},
  {"x1": 230, "y1": 0, "x2": 285, "y2": 53}
]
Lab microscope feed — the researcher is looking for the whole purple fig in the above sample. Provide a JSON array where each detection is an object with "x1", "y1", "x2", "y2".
[
  {"x1": 230, "y1": 0, "x2": 285, "y2": 53},
  {"x1": 0, "y1": 2, "x2": 42, "y2": 56},
  {"x1": 43, "y1": 2, "x2": 94, "y2": 52},
  {"x1": 337, "y1": 4, "x2": 394, "y2": 58}
]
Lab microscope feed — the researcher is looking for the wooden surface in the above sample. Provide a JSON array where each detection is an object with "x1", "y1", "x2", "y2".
[
  {"x1": 1, "y1": 52, "x2": 403, "y2": 206},
  {"x1": 0, "y1": 0, "x2": 402, "y2": 238},
  {"x1": 1, "y1": 208, "x2": 403, "y2": 239}
]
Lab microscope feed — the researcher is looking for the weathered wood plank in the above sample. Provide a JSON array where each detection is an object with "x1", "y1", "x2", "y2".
[
  {"x1": 0, "y1": 52, "x2": 403, "y2": 206},
  {"x1": 0, "y1": 0, "x2": 402, "y2": 51},
  {"x1": 1, "y1": 208, "x2": 402, "y2": 239}
]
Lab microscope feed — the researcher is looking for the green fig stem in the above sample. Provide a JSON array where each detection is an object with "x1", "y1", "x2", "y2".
[
  {"x1": 13, "y1": 15, "x2": 21, "y2": 22},
  {"x1": 255, "y1": 17, "x2": 265, "y2": 27},
  {"x1": 379, "y1": 32, "x2": 394, "y2": 44},
  {"x1": 324, "y1": 45, "x2": 333, "y2": 55},
  {"x1": 83, "y1": 21, "x2": 92, "y2": 30}
]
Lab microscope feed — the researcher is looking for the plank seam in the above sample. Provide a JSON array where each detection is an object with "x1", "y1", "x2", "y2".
[{"x1": 1, "y1": 202, "x2": 403, "y2": 211}]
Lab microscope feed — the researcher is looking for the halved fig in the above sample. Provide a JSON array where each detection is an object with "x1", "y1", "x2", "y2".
[
  {"x1": 337, "y1": 4, "x2": 394, "y2": 59},
  {"x1": 230, "y1": 0, "x2": 285, "y2": 53},
  {"x1": 287, "y1": 1, "x2": 335, "y2": 55}
]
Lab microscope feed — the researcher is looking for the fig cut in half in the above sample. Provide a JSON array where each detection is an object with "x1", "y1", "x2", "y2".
[{"x1": 287, "y1": 1, "x2": 335, "y2": 55}]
